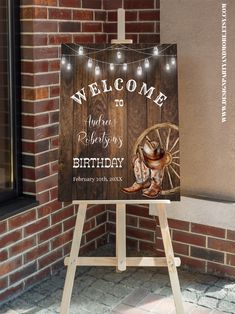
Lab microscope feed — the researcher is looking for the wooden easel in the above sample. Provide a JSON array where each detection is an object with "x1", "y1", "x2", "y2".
[
  {"x1": 60, "y1": 201, "x2": 184, "y2": 314},
  {"x1": 60, "y1": 9, "x2": 184, "y2": 314}
]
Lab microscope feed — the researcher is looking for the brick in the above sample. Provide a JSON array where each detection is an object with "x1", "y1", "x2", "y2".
[
  {"x1": 35, "y1": 149, "x2": 58, "y2": 167},
  {"x1": 59, "y1": 0, "x2": 81, "y2": 6},
  {"x1": 0, "y1": 277, "x2": 8, "y2": 290},
  {"x1": 49, "y1": 60, "x2": 60, "y2": 71},
  {"x1": 208, "y1": 238, "x2": 235, "y2": 254},
  {"x1": 139, "y1": 241, "x2": 156, "y2": 252},
  {"x1": 9, "y1": 210, "x2": 36, "y2": 229},
  {"x1": 36, "y1": 191, "x2": 50, "y2": 204},
  {"x1": 103, "y1": 23, "x2": 117, "y2": 33},
  {"x1": 52, "y1": 206, "x2": 74, "y2": 224},
  {"x1": 139, "y1": 34, "x2": 160, "y2": 43},
  {"x1": 80, "y1": 240, "x2": 96, "y2": 255},
  {"x1": 103, "y1": 0, "x2": 123, "y2": 9},
  {"x1": 9, "y1": 237, "x2": 36, "y2": 257},
  {"x1": 22, "y1": 99, "x2": 59, "y2": 114},
  {"x1": 21, "y1": 34, "x2": 48, "y2": 46},
  {"x1": 23, "y1": 180, "x2": 36, "y2": 194},
  {"x1": 96, "y1": 212, "x2": 107, "y2": 225},
  {"x1": 73, "y1": 34, "x2": 94, "y2": 43},
  {"x1": 139, "y1": 217, "x2": 155, "y2": 230},
  {"x1": 22, "y1": 21, "x2": 57, "y2": 33},
  {"x1": 83, "y1": 218, "x2": 96, "y2": 232},
  {"x1": 36, "y1": 174, "x2": 58, "y2": 193},
  {"x1": 22, "y1": 140, "x2": 49, "y2": 155},
  {"x1": 49, "y1": 34, "x2": 72, "y2": 45},
  {"x1": 10, "y1": 262, "x2": 37, "y2": 285},
  {"x1": 126, "y1": 205, "x2": 149, "y2": 218},
  {"x1": 124, "y1": 0, "x2": 154, "y2": 9},
  {"x1": 173, "y1": 230, "x2": 206, "y2": 247},
  {"x1": 22, "y1": 154, "x2": 35, "y2": 167},
  {"x1": 22, "y1": 124, "x2": 58, "y2": 141},
  {"x1": 0, "y1": 250, "x2": 8, "y2": 262},
  {"x1": 227, "y1": 230, "x2": 235, "y2": 241},
  {"x1": 191, "y1": 223, "x2": 225, "y2": 238},
  {"x1": 227, "y1": 254, "x2": 235, "y2": 266},
  {"x1": 21, "y1": 7, "x2": 47, "y2": 19},
  {"x1": 38, "y1": 224, "x2": 62, "y2": 243},
  {"x1": 49, "y1": 8, "x2": 71, "y2": 19},
  {"x1": 59, "y1": 22, "x2": 81, "y2": 32},
  {"x1": 52, "y1": 229, "x2": 73, "y2": 249},
  {"x1": 82, "y1": 0, "x2": 101, "y2": 9},
  {"x1": 0, "y1": 283, "x2": 23, "y2": 304},
  {"x1": 50, "y1": 111, "x2": 59, "y2": 124},
  {"x1": 0, "y1": 257, "x2": 22, "y2": 277},
  {"x1": 22, "y1": 87, "x2": 49, "y2": 101},
  {"x1": 126, "y1": 215, "x2": 138, "y2": 227},
  {"x1": 95, "y1": 11, "x2": 106, "y2": 21},
  {"x1": 82, "y1": 22, "x2": 102, "y2": 32},
  {"x1": 22, "y1": 0, "x2": 57, "y2": 4},
  {"x1": 21, "y1": 60, "x2": 48, "y2": 74},
  {"x1": 22, "y1": 114, "x2": 49, "y2": 128},
  {"x1": 86, "y1": 204, "x2": 105, "y2": 219},
  {"x1": 50, "y1": 187, "x2": 58, "y2": 200},
  {"x1": 50, "y1": 86, "x2": 60, "y2": 97},
  {"x1": 139, "y1": 10, "x2": 160, "y2": 21},
  {"x1": 34, "y1": 73, "x2": 59, "y2": 86},
  {"x1": 38, "y1": 249, "x2": 63, "y2": 269},
  {"x1": 63, "y1": 216, "x2": 76, "y2": 231},
  {"x1": 86, "y1": 224, "x2": 106, "y2": 242},
  {"x1": 126, "y1": 22, "x2": 154, "y2": 33},
  {"x1": 191, "y1": 246, "x2": 224, "y2": 263},
  {"x1": 168, "y1": 218, "x2": 189, "y2": 231},
  {"x1": 127, "y1": 226, "x2": 154, "y2": 242},
  {"x1": 180, "y1": 256, "x2": 206, "y2": 272},
  {"x1": 95, "y1": 34, "x2": 106, "y2": 43},
  {"x1": 207, "y1": 262, "x2": 235, "y2": 278},
  {"x1": 172, "y1": 241, "x2": 189, "y2": 256},
  {"x1": 25, "y1": 267, "x2": 50, "y2": 288},
  {"x1": 24, "y1": 217, "x2": 49, "y2": 236},
  {"x1": 73, "y1": 9, "x2": 93, "y2": 20},
  {"x1": 0, "y1": 221, "x2": 7, "y2": 235}
]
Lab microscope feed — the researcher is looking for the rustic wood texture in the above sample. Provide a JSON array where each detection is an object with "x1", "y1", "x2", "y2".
[{"x1": 58, "y1": 44, "x2": 180, "y2": 201}]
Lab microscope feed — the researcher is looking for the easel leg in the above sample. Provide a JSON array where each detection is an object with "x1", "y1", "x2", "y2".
[
  {"x1": 60, "y1": 203, "x2": 87, "y2": 314},
  {"x1": 116, "y1": 203, "x2": 126, "y2": 272},
  {"x1": 157, "y1": 203, "x2": 185, "y2": 314}
]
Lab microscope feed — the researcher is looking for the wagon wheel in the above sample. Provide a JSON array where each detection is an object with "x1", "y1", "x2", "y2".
[{"x1": 133, "y1": 122, "x2": 180, "y2": 196}]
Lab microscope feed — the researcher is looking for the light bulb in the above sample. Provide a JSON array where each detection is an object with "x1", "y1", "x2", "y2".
[
  {"x1": 78, "y1": 46, "x2": 84, "y2": 55},
  {"x1": 166, "y1": 63, "x2": 170, "y2": 71},
  {"x1": 87, "y1": 58, "x2": 93, "y2": 68},
  {"x1": 153, "y1": 46, "x2": 159, "y2": 55},
  {"x1": 123, "y1": 63, "x2": 127, "y2": 71},
  {"x1": 110, "y1": 63, "x2": 114, "y2": 71},
  {"x1": 144, "y1": 59, "x2": 150, "y2": 68},
  {"x1": 95, "y1": 65, "x2": 101, "y2": 75},
  {"x1": 117, "y1": 51, "x2": 122, "y2": 59},
  {"x1": 137, "y1": 66, "x2": 142, "y2": 76},
  {"x1": 61, "y1": 56, "x2": 66, "y2": 65},
  {"x1": 171, "y1": 57, "x2": 176, "y2": 65},
  {"x1": 66, "y1": 62, "x2": 72, "y2": 71}
]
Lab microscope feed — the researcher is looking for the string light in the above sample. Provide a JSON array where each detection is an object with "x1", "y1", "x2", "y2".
[
  {"x1": 123, "y1": 63, "x2": 127, "y2": 71},
  {"x1": 78, "y1": 46, "x2": 84, "y2": 55},
  {"x1": 117, "y1": 51, "x2": 122, "y2": 59},
  {"x1": 171, "y1": 57, "x2": 176, "y2": 65},
  {"x1": 144, "y1": 59, "x2": 150, "y2": 69},
  {"x1": 87, "y1": 58, "x2": 93, "y2": 68},
  {"x1": 166, "y1": 63, "x2": 170, "y2": 71},
  {"x1": 95, "y1": 65, "x2": 101, "y2": 75},
  {"x1": 61, "y1": 56, "x2": 66, "y2": 65},
  {"x1": 110, "y1": 63, "x2": 114, "y2": 71},
  {"x1": 137, "y1": 66, "x2": 143, "y2": 76},
  {"x1": 153, "y1": 46, "x2": 159, "y2": 55},
  {"x1": 66, "y1": 62, "x2": 72, "y2": 71}
]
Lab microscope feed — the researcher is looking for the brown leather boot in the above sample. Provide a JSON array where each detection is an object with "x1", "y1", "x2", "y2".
[
  {"x1": 142, "y1": 179, "x2": 161, "y2": 198},
  {"x1": 122, "y1": 180, "x2": 151, "y2": 194}
]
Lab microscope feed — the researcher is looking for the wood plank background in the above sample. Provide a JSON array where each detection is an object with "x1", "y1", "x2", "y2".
[{"x1": 58, "y1": 44, "x2": 180, "y2": 201}]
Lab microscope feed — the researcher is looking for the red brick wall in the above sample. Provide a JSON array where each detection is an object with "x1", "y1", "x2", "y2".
[{"x1": 107, "y1": 205, "x2": 235, "y2": 279}]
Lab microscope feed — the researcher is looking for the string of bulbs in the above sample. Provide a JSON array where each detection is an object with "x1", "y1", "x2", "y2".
[{"x1": 61, "y1": 44, "x2": 176, "y2": 76}]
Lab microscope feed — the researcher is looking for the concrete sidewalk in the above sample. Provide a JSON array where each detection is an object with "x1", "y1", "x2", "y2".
[{"x1": 1, "y1": 245, "x2": 235, "y2": 314}]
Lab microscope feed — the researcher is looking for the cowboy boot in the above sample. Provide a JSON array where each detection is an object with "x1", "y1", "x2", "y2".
[
  {"x1": 142, "y1": 178, "x2": 161, "y2": 198},
  {"x1": 122, "y1": 179, "x2": 151, "y2": 194}
]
